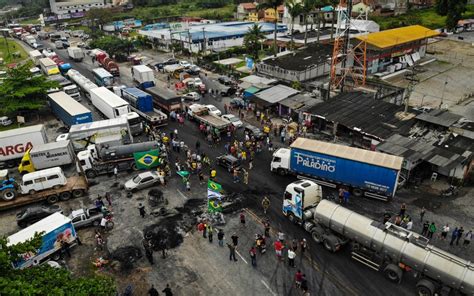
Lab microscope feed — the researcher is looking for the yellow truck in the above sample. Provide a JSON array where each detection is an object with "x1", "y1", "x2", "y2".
[{"x1": 18, "y1": 140, "x2": 75, "y2": 175}]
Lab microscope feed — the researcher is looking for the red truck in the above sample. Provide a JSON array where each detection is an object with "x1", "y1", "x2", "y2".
[{"x1": 95, "y1": 51, "x2": 120, "y2": 77}]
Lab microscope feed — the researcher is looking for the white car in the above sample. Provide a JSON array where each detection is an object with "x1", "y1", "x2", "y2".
[
  {"x1": 125, "y1": 171, "x2": 163, "y2": 192},
  {"x1": 56, "y1": 133, "x2": 69, "y2": 142},
  {"x1": 0, "y1": 116, "x2": 12, "y2": 126},
  {"x1": 193, "y1": 77, "x2": 204, "y2": 87},
  {"x1": 179, "y1": 60, "x2": 191, "y2": 68},
  {"x1": 221, "y1": 114, "x2": 243, "y2": 128},
  {"x1": 205, "y1": 105, "x2": 222, "y2": 117},
  {"x1": 182, "y1": 92, "x2": 201, "y2": 101}
]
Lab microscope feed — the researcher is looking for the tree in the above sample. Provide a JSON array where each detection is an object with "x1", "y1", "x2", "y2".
[
  {"x1": 244, "y1": 23, "x2": 266, "y2": 60},
  {"x1": 89, "y1": 36, "x2": 135, "y2": 61},
  {"x1": 0, "y1": 64, "x2": 59, "y2": 114},
  {"x1": 285, "y1": 0, "x2": 303, "y2": 46},
  {"x1": 435, "y1": 0, "x2": 467, "y2": 30},
  {"x1": 86, "y1": 7, "x2": 113, "y2": 30},
  {"x1": 0, "y1": 234, "x2": 115, "y2": 295},
  {"x1": 302, "y1": 0, "x2": 317, "y2": 45},
  {"x1": 257, "y1": 0, "x2": 284, "y2": 56}
]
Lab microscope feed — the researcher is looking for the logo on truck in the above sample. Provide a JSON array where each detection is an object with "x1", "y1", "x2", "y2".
[
  {"x1": 0, "y1": 142, "x2": 33, "y2": 157},
  {"x1": 294, "y1": 151, "x2": 336, "y2": 173}
]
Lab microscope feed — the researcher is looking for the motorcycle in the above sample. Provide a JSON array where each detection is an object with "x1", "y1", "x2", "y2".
[{"x1": 441, "y1": 185, "x2": 459, "y2": 197}]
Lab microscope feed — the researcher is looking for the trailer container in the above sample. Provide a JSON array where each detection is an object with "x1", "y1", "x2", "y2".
[{"x1": 48, "y1": 92, "x2": 92, "y2": 126}]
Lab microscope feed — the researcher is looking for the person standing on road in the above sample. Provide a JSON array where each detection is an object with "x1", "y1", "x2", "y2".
[
  {"x1": 217, "y1": 229, "x2": 225, "y2": 247},
  {"x1": 248, "y1": 159, "x2": 253, "y2": 170},
  {"x1": 231, "y1": 233, "x2": 239, "y2": 246},
  {"x1": 300, "y1": 238, "x2": 307, "y2": 254},
  {"x1": 203, "y1": 221, "x2": 208, "y2": 238},
  {"x1": 113, "y1": 166, "x2": 118, "y2": 181},
  {"x1": 406, "y1": 218, "x2": 413, "y2": 231},
  {"x1": 105, "y1": 192, "x2": 112, "y2": 206},
  {"x1": 243, "y1": 169, "x2": 249, "y2": 185},
  {"x1": 301, "y1": 274, "x2": 308, "y2": 293},
  {"x1": 338, "y1": 188, "x2": 344, "y2": 204},
  {"x1": 422, "y1": 221, "x2": 429, "y2": 236},
  {"x1": 288, "y1": 248, "x2": 296, "y2": 267},
  {"x1": 463, "y1": 230, "x2": 472, "y2": 247},
  {"x1": 227, "y1": 242, "x2": 237, "y2": 262},
  {"x1": 399, "y1": 203, "x2": 407, "y2": 217},
  {"x1": 262, "y1": 196, "x2": 270, "y2": 215},
  {"x1": 249, "y1": 245, "x2": 257, "y2": 267},
  {"x1": 264, "y1": 220, "x2": 270, "y2": 237},
  {"x1": 162, "y1": 284, "x2": 173, "y2": 296},
  {"x1": 148, "y1": 284, "x2": 159, "y2": 296},
  {"x1": 224, "y1": 104, "x2": 228, "y2": 114},
  {"x1": 456, "y1": 227, "x2": 464, "y2": 245},
  {"x1": 278, "y1": 231, "x2": 285, "y2": 243},
  {"x1": 450, "y1": 227, "x2": 459, "y2": 246},
  {"x1": 420, "y1": 207, "x2": 426, "y2": 222},
  {"x1": 240, "y1": 211, "x2": 246, "y2": 227},
  {"x1": 343, "y1": 190, "x2": 350, "y2": 204},
  {"x1": 274, "y1": 240, "x2": 284, "y2": 261},
  {"x1": 138, "y1": 203, "x2": 146, "y2": 218},
  {"x1": 291, "y1": 239, "x2": 298, "y2": 252},
  {"x1": 207, "y1": 224, "x2": 213, "y2": 243},
  {"x1": 295, "y1": 270, "x2": 303, "y2": 288},
  {"x1": 441, "y1": 224, "x2": 450, "y2": 240},
  {"x1": 427, "y1": 222, "x2": 437, "y2": 239}
]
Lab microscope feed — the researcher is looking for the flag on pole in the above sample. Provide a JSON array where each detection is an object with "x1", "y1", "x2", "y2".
[
  {"x1": 133, "y1": 149, "x2": 160, "y2": 169},
  {"x1": 207, "y1": 180, "x2": 223, "y2": 213}
]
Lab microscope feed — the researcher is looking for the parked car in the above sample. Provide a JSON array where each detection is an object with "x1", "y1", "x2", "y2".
[
  {"x1": 157, "y1": 58, "x2": 179, "y2": 69},
  {"x1": 221, "y1": 114, "x2": 243, "y2": 128},
  {"x1": 230, "y1": 97, "x2": 245, "y2": 108},
  {"x1": 182, "y1": 92, "x2": 201, "y2": 101},
  {"x1": 216, "y1": 154, "x2": 241, "y2": 172},
  {"x1": 125, "y1": 171, "x2": 163, "y2": 192},
  {"x1": 69, "y1": 207, "x2": 113, "y2": 229},
  {"x1": 186, "y1": 65, "x2": 201, "y2": 75},
  {"x1": 179, "y1": 60, "x2": 191, "y2": 68},
  {"x1": 245, "y1": 124, "x2": 265, "y2": 140},
  {"x1": 218, "y1": 76, "x2": 232, "y2": 86},
  {"x1": 16, "y1": 205, "x2": 62, "y2": 228},
  {"x1": 0, "y1": 116, "x2": 13, "y2": 126},
  {"x1": 205, "y1": 105, "x2": 222, "y2": 117}
]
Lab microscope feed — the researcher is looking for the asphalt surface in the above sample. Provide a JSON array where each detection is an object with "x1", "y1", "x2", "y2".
[{"x1": 39, "y1": 39, "x2": 415, "y2": 295}]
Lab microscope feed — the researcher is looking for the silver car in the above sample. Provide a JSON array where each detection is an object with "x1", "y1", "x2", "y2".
[{"x1": 125, "y1": 171, "x2": 163, "y2": 192}]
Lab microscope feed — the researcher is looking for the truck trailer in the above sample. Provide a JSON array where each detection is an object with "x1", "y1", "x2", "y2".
[
  {"x1": 271, "y1": 138, "x2": 403, "y2": 201},
  {"x1": 67, "y1": 69, "x2": 98, "y2": 98},
  {"x1": 121, "y1": 87, "x2": 167, "y2": 127},
  {"x1": 39, "y1": 57, "x2": 60, "y2": 76},
  {"x1": 90, "y1": 86, "x2": 130, "y2": 120},
  {"x1": 0, "y1": 125, "x2": 48, "y2": 168},
  {"x1": 77, "y1": 141, "x2": 160, "y2": 178},
  {"x1": 187, "y1": 104, "x2": 229, "y2": 133},
  {"x1": 132, "y1": 65, "x2": 155, "y2": 89},
  {"x1": 145, "y1": 86, "x2": 182, "y2": 113},
  {"x1": 48, "y1": 92, "x2": 92, "y2": 126},
  {"x1": 18, "y1": 140, "x2": 75, "y2": 174},
  {"x1": 7, "y1": 212, "x2": 77, "y2": 268},
  {"x1": 67, "y1": 47, "x2": 84, "y2": 62},
  {"x1": 282, "y1": 180, "x2": 474, "y2": 296}
]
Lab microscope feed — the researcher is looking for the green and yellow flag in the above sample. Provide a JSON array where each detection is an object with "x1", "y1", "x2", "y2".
[
  {"x1": 207, "y1": 180, "x2": 223, "y2": 213},
  {"x1": 133, "y1": 149, "x2": 160, "y2": 169}
]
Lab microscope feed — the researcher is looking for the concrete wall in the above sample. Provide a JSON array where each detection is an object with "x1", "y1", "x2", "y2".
[{"x1": 50, "y1": 0, "x2": 105, "y2": 15}]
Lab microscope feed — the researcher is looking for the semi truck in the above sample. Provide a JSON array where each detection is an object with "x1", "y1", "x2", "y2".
[
  {"x1": 77, "y1": 141, "x2": 160, "y2": 178},
  {"x1": 93, "y1": 50, "x2": 120, "y2": 76},
  {"x1": 90, "y1": 87, "x2": 143, "y2": 136},
  {"x1": 67, "y1": 47, "x2": 84, "y2": 62},
  {"x1": 7, "y1": 212, "x2": 77, "y2": 268},
  {"x1": 68, "y1": 117, "x2": 132, "y2": 151},
  {"x1": 0, "y1": 125, "x2": 48, "y2": 169},
  {"x1": 187, "y1": 104, "x2": 229, "y2": 133},
  {"x1": 28, "y1": 50, "x2": 43, "y2": 66},
  {"x1": 145, "y1": 86, "x2": 182, "y2": 113},
  {"x1": 67, "y1": 69, "x2": 98, "y2": 98},
  {"x1": 121, "y1": 87, "x2": 167, "y2": 127},
  {"x1": 282, "y1": 180, "x2": 474, "y2": 296},
  {"x1": 48, "y1": 92, "x2": 92, "y2": 126},
  {"x1": 39, "y1": 58, "x2": 60, "y2": 76},
  {"x1": 18, "y1": 140, "x2": 75, "y2": 174},
  {"x1": 47, "y1": 74, "x2": 81, "y2": 100},
  {"x1": 271, "y1": 138, "x2": 403, "y2": 201},
  {"x1": 132, "y1": 65, "x2": 155, "y2": 89}
]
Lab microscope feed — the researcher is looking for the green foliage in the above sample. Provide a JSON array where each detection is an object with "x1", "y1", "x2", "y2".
[
  {"x1": 89, "y1": 36, "x2": 135, "y2": 61},
  {"x1": 435, "y1": 0, "x2": 448, "y2": 15},
  {"x1": 197, "y1": 0, "x2": 229, "y2": 8},
  {"x1": 257, "y1": 0, "x2": 284, "y2": 56},
  {"x1": 86, "y1": 7, "x2": 113, "y2": 29},
  {"x1": 445, "y1": 0, "x2": 467, "y2": 30},
  {"x1": 0, "y1": 64, "x2": 59, "y2": 113},
  {"x1": 244, "y1": 23, "x2": 265, "y2": 60}
]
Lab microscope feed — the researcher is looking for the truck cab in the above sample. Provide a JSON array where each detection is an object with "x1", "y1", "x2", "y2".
[
  {"x1": 18, "y1": 149, "x2": 34, "y2": 174},
  {"x1": 283, "y1": 180, "x2": 322, "y2": 222},
  {"x1": 69, "y1": 207, "x2": 102, "y2": 229},
  {"x1": 63, "y1": 84, "x2": 81, "y2": 101},
  {"x1": 271, "y1": 148, "x2": 291, "y2": 175}
]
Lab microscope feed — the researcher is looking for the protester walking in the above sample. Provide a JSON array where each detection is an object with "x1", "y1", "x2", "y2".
[
  {"x1": 138, "y1": 203, "x2": 146, "y2": 218},
  {"x1": 227, "y1": 242, "x2": 237, "y2": 261},
  {"x1": 217, "y1": 229, "x2": 224, "y2": 247},
  {"x1": 422, "y1": 221, "x2": 429, "y2": 236},
  {"x1": 300, "y1": 238, "x2": 307, "y2": 254},
  {"x1": 343, "y1": 190, "x2": 350, "y2": 204},
  {"x1": 148, "y1": 285, "x2": 159, "y2": 296},
  {"x1": 291, "y1": 239, "x2": 298, "y2": 252},
  {"x1": 207, "y1": 224, "x2": 213, "y2": 243},
  {"x1": 274, "y1": 240, "x2": 284, "y2": 261},
  {"x1": 440, "y1": 224, "x2": 449, "y2": 240},
  {"x1": 249, "y1": 246, "x2": 257, "y2": 267},
  {"x1": 162, "y1": 284, "x2": 173, "y2": 296},
  {"x1": 231, "y1": 233, "x2": 239, "y2": 246},
  {"x1": 420, "y1": 207, "x2": 426, "y2": 222},
  {"x1": 295, "y1": 270, "x2": 303, "y2": 288},
  {"x1": 301, "y1": 274, "x2": 308, "y2": 293},
  {"x1": 464, "y1": 230, "x2": 472, "y2": 247},
  {"x1": 264, "y1": 220, "x2": 270, "y2": 237},
  {"x1": 262, "y1": 196, "x2": 270, "y2": 215},
  {"x1": 240, "y1": 211, "x2": 246, "y2": 227},
  {"x1": 456, "y1": 227, "x2": 464, "y2": 245},
  {"x1": 113, "y1": 166, "x2": 118, "y2": 180},
  {"x1": 399, "y1": 203, "x2": 407, "y2": 217},
  {"x1": 288, "y1": 249, "x2": 296, "y2": 267},
  {"x1": 427, "y1": 222, "x2": 436, "y2": 239},
  {"x1": 450, "y1": 227, "x2": 459, "y2": 246}
]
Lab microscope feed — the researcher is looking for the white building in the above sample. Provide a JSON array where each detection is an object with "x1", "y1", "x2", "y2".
[{"x1": 49, "y1": 0, "x2": 106, "y2": 15}]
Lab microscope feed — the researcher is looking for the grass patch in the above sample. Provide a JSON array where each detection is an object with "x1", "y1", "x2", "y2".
[
  {"x1": 186, "y1": 4, "x2": 235, "y2": 19},
  {"x1": 371, "y1": 5, "x2": 474, "y2": 30},
  {"x1": 0, "y1": 123, "x2": 18, "y2": 132},
  {"x1": 19, "y1": 17, "x2": 41, "y2": 25},
  {"x1": 0, "y1": 39, "x2": 29, "y2": 69}
]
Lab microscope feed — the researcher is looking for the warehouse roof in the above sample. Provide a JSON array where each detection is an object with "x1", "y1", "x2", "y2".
[
  {"x1": 356, "y1": 25, "x2": 439, "y2": 49},
  {"x1": 254, "y1": 84, "x2": 299, "y2": 105},
  {"x1": 261, "y1": 43, "x2": 333, "y2": 71},
  {"x1": 291, "y1": 138, "x2": 403, "y2": 170},
  {"x1": 306, "y1": 92, "x2": 415, "y2": 140},
  {"x1": 415, "y1": 109, "x2": 462, "y2": 128},
  {"x1": 279, "y1": 94, "x2": 321, "y2": 111}
]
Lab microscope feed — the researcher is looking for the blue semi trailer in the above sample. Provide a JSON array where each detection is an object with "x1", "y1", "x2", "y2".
[
  {"x1": 271, "y1": 138, "x2": 403, "y2": 201},
  {"x1": 121, "y1": 87, "x2": 167, "y2": 127},
  {"x1": 48, "y1": 91, "x2": 93, "y2": 127}
]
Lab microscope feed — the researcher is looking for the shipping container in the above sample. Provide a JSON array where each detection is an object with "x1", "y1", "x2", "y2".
[
  {"x1": 0, "y1": 125, "x2": 48, "y2": 168},
  {"x1": 89, "y1": 87, "x2": 130, "y2": 119},
  {"x1": 18, "y1": 140, "x2": 75, "y2": 174},
  {"x1": 132, "y1": 65, "x2": 155, "y2": 89},
  {"x1": 48, "y1": 92, "x2": 92, "y2": 127}
]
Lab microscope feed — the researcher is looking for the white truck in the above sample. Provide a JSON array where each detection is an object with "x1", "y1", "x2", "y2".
[
  {"x1": 282, "y1": 180, "x2": 474, "y2": 296},
  {"x1": 25, "y1": 35, "x2": 38, "y2": 48},
  {"x1": 132, "y1": 65, "x2": 155, "y2": 89},
  {"x1": 0, "y1": 125, "x2": 48, "y2": 169},
  {"x1": 68, "y1": 117, "x2": 133, "y2": 151},
  {"x1": 7, "y1": 212, "x2": 77, "y2": 268},
  {"x1": 18, "y1": 140, "x2": 75, "y2": 175},
  {"x1": 67, "y1": 69, "x2": 98, "y2": 98},
  {"x1": 39, "y1": 57, "x2": 60, "y2": 76},
  {"x1": 28, "y1": 50, "x2": 43, "y2": 66},
  {"x1": 67, "y1": 47, "x2": 84, "y2": 62}
]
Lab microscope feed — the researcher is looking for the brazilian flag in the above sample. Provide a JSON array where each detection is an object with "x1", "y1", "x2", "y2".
[
  {"x1": 133, "y1": 149, "x2": 160, "y2": 169},
  {"x1": 208, "y1": 180, "x2": 223, "y2": 213}
]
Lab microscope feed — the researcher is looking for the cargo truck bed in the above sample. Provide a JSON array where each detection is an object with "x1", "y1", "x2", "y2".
[{"x1": 195, "y1": 115, "x2": 229, "y2": 130}]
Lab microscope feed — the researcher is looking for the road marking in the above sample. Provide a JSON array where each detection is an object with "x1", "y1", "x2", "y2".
[
  {"x1": 235, "y1": 250, "x2": 248, "y2": 264},
  {"x1": 260, "y1": 280, "x2": 277, "y2": 296},
  {"x1": 177, "y1": 189, "x2": 188, "y2": 200}
]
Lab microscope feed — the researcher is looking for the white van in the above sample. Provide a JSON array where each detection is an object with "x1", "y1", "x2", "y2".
[{"x1": 21, "y1": 167, "x2": 67, "y2": 195}]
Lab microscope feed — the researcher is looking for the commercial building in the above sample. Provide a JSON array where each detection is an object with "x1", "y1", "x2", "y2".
[
  {"x1": 355, "y1": 25, "x2": 439, "y2": 75},
  {"x1": 139, "y1": 21, "x2": 287, "y2": 53},
  {"x1": 49, "y1": 0, "x2": 106, "y2": 16}
]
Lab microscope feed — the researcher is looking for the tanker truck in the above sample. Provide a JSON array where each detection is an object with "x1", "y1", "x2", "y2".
[
  {"x1": 76, "y1": 141, "x2": 160, "y2": 178},
  {"x1": 282, "y1": 180, "x2": 474, "y2": 296}
]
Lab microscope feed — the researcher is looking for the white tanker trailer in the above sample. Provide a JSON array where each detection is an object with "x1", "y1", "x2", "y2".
[
  {"x1": 283, "y1": 180, "x2": 473, "y2": 296},
  {"x1": 67, "y1": 69, "x2": 98, "y2": 98}
]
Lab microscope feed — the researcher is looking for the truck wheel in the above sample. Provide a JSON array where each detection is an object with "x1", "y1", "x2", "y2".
[
  {"x1": 383, "y1": 264, "x2": 403, "y2": 283},
  {"x1": 47, "y1": 195, "x2": 59, "y2": 204},
  {"x1": 311, "y1": 230, "x2": 323, "y2": 243},
  {"x1": 277, "y1": 168, "x2": 286, "y2": 176},
  {"x1": 352, "y1": 188, "x2": 363, "y2": 197},
  {"x1": 131, "y1": 163, "x2": 138, "y2": 171},
  {"x1": 52, "y1": 251, "x2": 61, "y2": 261},
  {"x1": 59, "y1": 191, "x2": 71, "y2": 201},
  {"x1": 2, "y1": 188, "x2": 16, "y2": 201},
  {"x1": 72, "y1": 189, "x2": 84, "y2": 198},
  {"x1": 86, "y1": 170, "x2": 97, "y2": 178},
  {"x1": 416, "y1": 279, "x2": 436, "y2": 296},
  {"x1": 323, "y1": 237, "x2": 337, "y2": 252},
  {"x1": 28, "y1": 189, "x2": 36, "y2": 195}
]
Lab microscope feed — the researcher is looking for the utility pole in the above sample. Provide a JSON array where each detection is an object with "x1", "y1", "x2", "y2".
[
  {"x1": 201, "y1": 28, "x2": 206, "y2": 53},
  {"x1": 404, "y1": 66, "x2": 420, "y2": 113}
]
